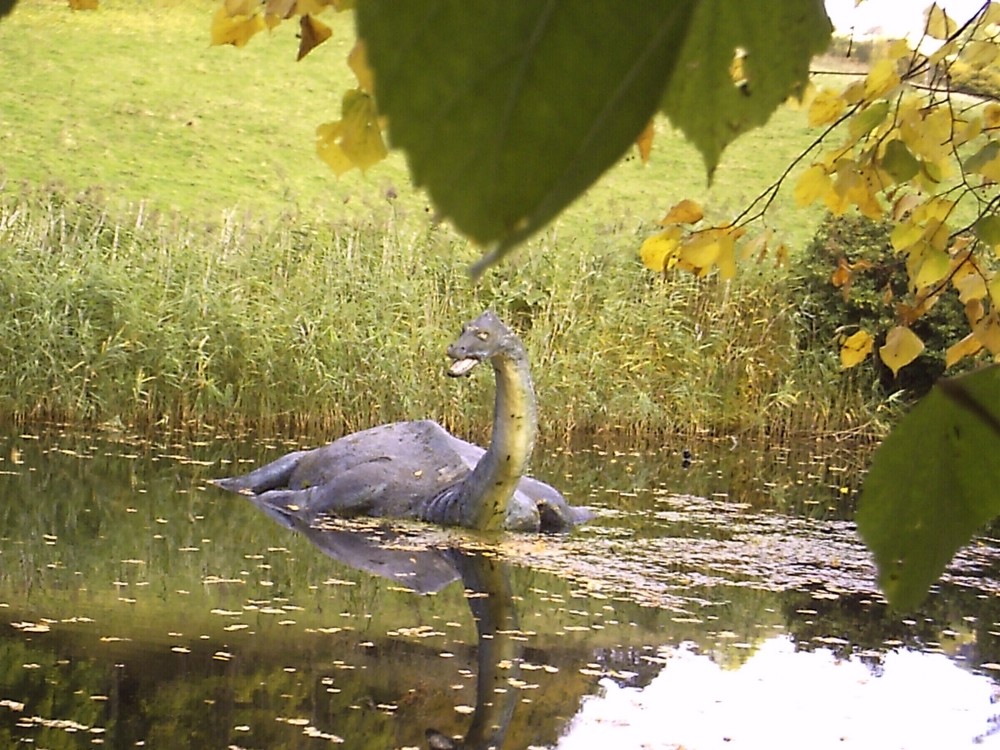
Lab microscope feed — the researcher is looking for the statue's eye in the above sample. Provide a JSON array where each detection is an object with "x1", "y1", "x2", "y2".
[{"x1": 476, "y1": 330, "x2": 490, "y2": 341}]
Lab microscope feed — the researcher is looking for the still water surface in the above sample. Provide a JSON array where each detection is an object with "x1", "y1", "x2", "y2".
[{"x1": 1, "y1": 427, "x2": 999, "y2": 749}]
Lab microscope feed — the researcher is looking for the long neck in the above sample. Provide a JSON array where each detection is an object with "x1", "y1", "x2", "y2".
[{"x1": 464, "y1": 346, "x2": 537, "y2": 530}]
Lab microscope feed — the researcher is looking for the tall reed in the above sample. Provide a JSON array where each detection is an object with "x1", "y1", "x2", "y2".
[{"x1": 0, "y1": 185, "x2": 887, "y2": 440}]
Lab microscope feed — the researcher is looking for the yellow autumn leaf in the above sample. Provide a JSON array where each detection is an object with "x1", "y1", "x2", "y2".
[
  {"x1": 640, "y1": 227, "x2": 682, "y2": 273},
  {"x1": 864, "y1": 59, "x2": 900, "y2": 100},
  {"x1": 224, "y1": 0, "x2": 256, "y2": 15},
  {"x1": 266, "y1": 0, "x2": 296, "y2": 18},
  {"x1": 717, "y1": 240, "x2": 737, "y2": 280},
  {"x1": 840, "y1": 330, "x2": 874, "y2": 369},
  {"x1": 952, "y1": 262, "x2": 988, "y2": 303},
  {"x1": 315, "y1": 89, "x2": 387, "y2": 175},
  {"x1": 880, "y1": 326, "x2": 925, "y2": 376},
  {"x1": 962, "y1": 40, "x2": 1000, "y2": 68},
  {"x1": 901, "y1": 106, "x2": 952, "y2": 163},
  {"x1": 348, "y1": 39, "x2": 375, "y2": 94},
  {"x1": 808, "y1": 88, "x2": 846, "y2": 127},
  {"x1": 211, "y1": 6, "x2": 266, "y2": 47},
  {"x1": 974, "y1": 310, "x2": 1000, "y2": 355},
  {"x1": 985, "y1": 103, "x2": 1000, "y2": 130},
  {"x1": 678, "y1": 233, "x2": 720, "y2": 273},
  {"x1": 914, "y1": 248, "x2": 950, "y2": 288},
  {"x1": 945, "y1": 332, "x2": 983, "y2": 368},
  {"x1": 966, "y1": 298, "x2": 986, "y2": 327},
  {"x1": 635, "y1": 120, "x2": 655, "y2": 164},
  {"x1": 925, "y1": 4, "x2": 957, "y2": 39},
  {"x1": 794, "y1": 164, "x2": 831, "y2": 207},
  {"x1": 659, "y1": 199, "x2": 703, "y2": 226},
  {"x1": 990, "y1": 274, "x2": 1000, "y2": 301},
  {"x1": 297, "y1": 14, "x2": 332, "y2": 61},
  {"x1": 976, "y1": 153, "x2": 1000, "y2": 183}
]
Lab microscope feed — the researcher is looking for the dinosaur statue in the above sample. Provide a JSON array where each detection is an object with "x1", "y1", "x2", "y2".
[{"x1": 211, "y1": 311, "x2": 593, "y2": 532}]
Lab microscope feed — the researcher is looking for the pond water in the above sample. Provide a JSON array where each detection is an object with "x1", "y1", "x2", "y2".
[{"x1": 2, "y1": 426, "x2": 1000, "y2": 749}]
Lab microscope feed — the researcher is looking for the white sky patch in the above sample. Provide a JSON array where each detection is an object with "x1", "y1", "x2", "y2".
[
  {"x1": 556, "y1": 636, "x2": 1000, "y2": 750},
  {"x1": 824, "y1": 0, "x2": 986, "y2": 41}
]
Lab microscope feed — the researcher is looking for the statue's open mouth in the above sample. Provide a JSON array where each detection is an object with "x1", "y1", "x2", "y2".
[{"x1": 447, "y1": 357, "x2": 482, "y2": 378}]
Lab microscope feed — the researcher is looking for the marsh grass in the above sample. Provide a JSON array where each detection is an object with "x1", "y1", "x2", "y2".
[{"x1": 0, "y1": 185, "x2": 886, "y2": 440}]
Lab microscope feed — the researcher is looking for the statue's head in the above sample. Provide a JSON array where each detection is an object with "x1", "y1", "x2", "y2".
[{"x1": 446, "y1": 311, "x2": 521, "y2": 377}]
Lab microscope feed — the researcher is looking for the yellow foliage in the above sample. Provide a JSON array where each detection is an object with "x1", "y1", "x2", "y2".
[
  {"x1": 678, "y1": 233, "x2": 720, "y2": 272},
  {"x1": 900, "y1": 106, "x2": 952, "y2": 165},
  {"x1": 913, "y1": 247, "x2": 950, "y2": 288},
  {"x1": 985, "y1": 103, "x2": 1000, "y2": 129},
  {"x1": 224, "y1": 0, "x2": 257, "y2": 15},
  {"x1": 266, "y1": 0, "x2": 296, "y2": 18},
  {"x1": 864, "y1": 59, "x2": 901, "y2": 100},
  {"x1": 962, "y1": 40, "x2": 1000, "y2": 68},
  {"x1": 840, "y1": 330, "x2": 874, "y2": 368},
  {"x1": 925, "y1": 4, "x2": 957, "y2": 39},
  {"x1": 211, "y1": 6, "x2": 266, "y2": 47},
  {"x1": 68, "y1": 0, "x2": 98, "y2": 9},
  {"x1": 794, "y1": 165, "x2": 830, "y2": 207},
  {"x1": 640, "y1": 227, "x2": 682, "y2": 273},
  {"x1": 973, "y1": 310, "x2": 1000, "y2": 355},
  {"x1": 952, "y1": 261, "x2": 989, "y2": 303},
  {"x1": 984, "y1": 2, "x2": 1000, "y2": 26},
  {"x1": 808, "y1": 88, "x2": 846, "y2": 127},
  {"x1": 659, "y1": 199, "x2": 703, "y2": 226},
  {"x1": 946, "y1": 332, "x2": 983, "y2": 367},
  {"x1": 635, "y1": 120, "x2": 655, "y2": 163},
  {"x1": 348, "y1": 40, "x2": 375, "y2": 94},
  {"x1": 315, "y1": 89, "x2": 387, "y2": 175},
  {"x1": 880, "y1": 326, "x2": 925, "y2": 376}
]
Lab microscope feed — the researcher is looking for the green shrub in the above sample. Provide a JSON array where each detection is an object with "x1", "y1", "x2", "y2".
[{"x1": 791, "y1": 214, "x2": 971, "y2": 398}]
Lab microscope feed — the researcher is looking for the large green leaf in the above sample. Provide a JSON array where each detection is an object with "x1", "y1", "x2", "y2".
[
  {"x1": 660, "y1": 0, "x2": 831, "y2": 179},
  {"x1": 356, "y1": 1, "x2": 830, "y2": 272},
  {"x1": 857, "y1": 365, "x2": 1000, "y2": 612}
]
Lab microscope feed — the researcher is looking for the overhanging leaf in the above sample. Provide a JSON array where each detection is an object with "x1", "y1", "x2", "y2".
[
  {"x1": 879, "y1": 325, "x2": 924, "y2": 376},
  {"x1": 356, "y1": 2, "x2": 698, "y2": 272},
  {"x1": 839, "y1": 329, "x2": 873, "y2": 368},
  {"x1": 883, "y1": 139, "x2": 920, "y2": 183},
  {"x1": 355, "y1": 0, "x2": 832, "y2": 272},
  {"x1": 857, "y1": 365, "x2": 1000, "y2": 611},
  {"x1": 660, "y1": 0, "x2": 832, "y2": 179}
]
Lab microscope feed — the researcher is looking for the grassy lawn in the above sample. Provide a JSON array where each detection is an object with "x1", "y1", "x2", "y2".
[{"x1": 0, "y1": 0, "x2": 827, "y2": 252}]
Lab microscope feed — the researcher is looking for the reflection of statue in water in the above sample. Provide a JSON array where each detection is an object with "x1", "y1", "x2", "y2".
[
  {"x1": 249, "y1": 497, "x2": 522, "y2": 750},
  {"x1": 212, "y1": 311, "x2": 592, "y2": 533}
]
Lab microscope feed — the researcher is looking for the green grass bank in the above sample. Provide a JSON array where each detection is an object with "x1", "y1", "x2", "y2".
[{"x1": 0, "y1": 1, "x2": 885, "y2": 440}]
